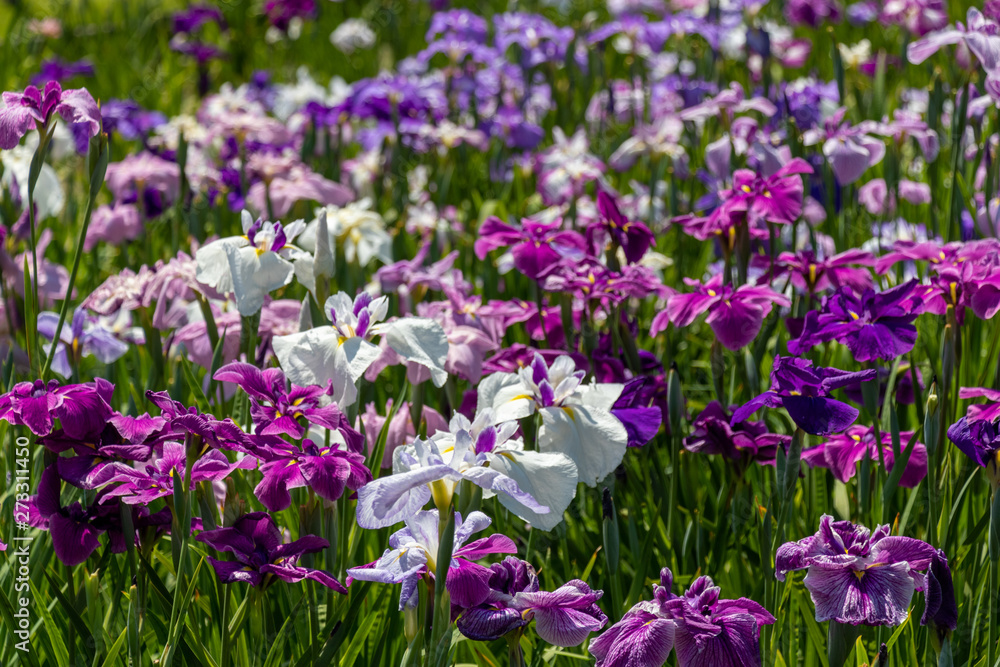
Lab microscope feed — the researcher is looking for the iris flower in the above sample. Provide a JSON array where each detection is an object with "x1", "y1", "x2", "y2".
[
  {"x1": 651, "y1": 275, "x2": 790, "y2": 351},
  {"x1": 478, "y1": 353, "x2": 628, "y2": 487},
  {"x1": 356, "y1": 409, "x2": 576, "y2": 531},
  {"x1": 197, "y1": 512, "x2": 346, "y2": 591},
  {"x1": 273, "y1": 291, "x2": 449, "y2": 408},
  {"x1": 457, "y1": 556, "x2": 607, "y2": 647},
  {"x1": 195, "y1": 210, "x2": 306, "y2": 317},
  {"x1": 0, "y1": 81, "x2": 101, "y2": 149},
  {"x1": 213, "y1": 361, "x2": 361, "y2": 447},
  {"x1": 254, "y1": 438, "x2": 371, "y2": 511},
  {"x1": 347, "y1": 509, "x2": 517, "y2": 609},
  {"x1": 787, "y1": 280, "x2": 921, "y2": 362},
  {"x1": 591, "y1": 566, "x2": 775, "y2": 667},
  {"x1": 731, "y1": 356, "x2": 876, "y2": 436},
  {"x1": 776, "y1": 515, "x2": 952, "y2": 627},
  {"x1": 0, "y1": 378, "x2": 114, "y2": 439},
  {"x1": 802, "y1": 425, "x2": 927, "y2": 487}
]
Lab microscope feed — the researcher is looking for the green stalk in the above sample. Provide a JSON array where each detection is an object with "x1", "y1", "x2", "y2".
[{"x1": 40, "y1": 132, "x2": 109, "y2": 381}]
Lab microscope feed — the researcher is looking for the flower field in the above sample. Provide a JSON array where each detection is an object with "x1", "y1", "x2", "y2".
[{"x1": 0, "y1": 0, "x2": 998, "y2": 665}]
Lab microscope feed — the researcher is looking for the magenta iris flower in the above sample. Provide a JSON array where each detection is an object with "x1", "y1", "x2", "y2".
[
  {"x1": 40, "y1": 413, "x2": 165, "y2": 489},
  {"x1": 801, "y1": 425, "x2": 927, "y2": 487},
  {"x1": 591, "y1": 566, "x2": 775, "y2": 667},
  {"x1": 0, "y1": 81, "x2": 101, "y2": 149},
  {"x1": 456, "y1": 556, "x2": 607, "y2": 647},
  {"x1": 587, "y1": 191, "x2": 655, "y2": 265},
  {"x1": 776, "y1": 515, "x2": 952, "y2": 627},
  {"x1": 214, "y1": 362, "x2": 362, "y2": 448},
  {"x1": 29, "y1": 465, "x2": 120, "y2": 566},
  {"x1": 347, "y1": 509, "x2": 517, "y2": 610},
  {"x1": 473, "y1": 215, "x2": 587, "y2": 280},
  {"x1": 775, "y1": 248, "x2": 876, "y2": 294},
  {"x1": 100, "y1": 441, "x2": 252, "y2": 505},
  {"x1": 254, "y1": 438, "x2": 371, "y2": 512},
  {"x1": 732, "y1": 356, "x2": 876, "y2": 436},
  {"x1": 651, "y1": 275, "x2": 790, "y2": 351},
  {"x1": 787, "y1": 280, "x2": 922, "y2": 362},
  {"x1": 196, "y1": 512, "x2": 346, "y2": 591},
  {"x1": 0, "y1": 378, "x2": 114, "y2": 439}
]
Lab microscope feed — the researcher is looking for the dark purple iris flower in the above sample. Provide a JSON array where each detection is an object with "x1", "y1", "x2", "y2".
[
  {"x1": 40, "y1": 413, "x2": 165, "y2": 489},
  {"x1": 474, "y1": 216, "x2": 588, "y2": 280},
  {"x1": 0, "y1": 378, "x2": 114, "y2": 439},
  {"x1": 173, "y1": 4, "x2": 226, "y2": 34},
  {"x1": 197, "y1": 512, "x2": 346, "y2": 591},
  {"x1": 29, "y1": 465, "x2": 119, "y2": 566},
  {"x1": 801, "y1": 425, "x2": 927, "y2": 486},
  {"x1": 456, "y1": 556, "x2": 607, "y2": 647},
  {"x1": 651, "y1": 275, "x2": 790, "y2": 351},
  {"x1": 99, "y1": 99, "x2": 166, "y2": 141},
  {"x1": 591, "y1": 566, "x2": 775, "y2": 667},
  {"x1": 776, "y1": 515, "x2": 951, "y2": 627},
  {"x1": 31, "y1": 58, "x2": 95, "y2": 86},
  {"x1": 685, "y1": 401, "x2": 790, "y2": 465},
  {"x1": 587, "y1": 191, "x2": 655, "y2": 265},
  {"x1": 611, "y1": 377, "x2": 664, "y2": 447},
  {"x1": 922, "y1": 550, "x2": 959, "y2": 640},
  {"x1": 214, "y1": 362, "x2": 362, "y2": 449},
  {"x1": 732, "y1": 356, "x2": 876, "y2": 436},
  {"x1": 253, "y1": 438, "x2": 371, "y2": 512},
  {"x1": 787, "y1": 280, "x2": 922, "y2": 362},
  {"x1": 947, "y1": 415, "x2": 1000, "y2": 482},
  {"x1": 0, "y1": 81, "x2": 101, "y2": 150},
  {"x1": 264, "y1": 0, "x2": 316, "y2": 32}
]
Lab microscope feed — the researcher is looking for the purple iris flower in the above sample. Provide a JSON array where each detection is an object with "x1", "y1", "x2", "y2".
[
  {"x1": 732, "y1": 356, "x2": 876, "y2": 436},
  {"x1": 775, "y1": 248, "x2": 876, "y2": 295},
  {"x1": 253, "y1": 438, "x2": 371, "y2": 512},
  {"x1": 591, "y1": 566, "x2": 775, "y2": 667},
  {"x1": 0, "y1": 378, "x2": 114, "y2": 439},
  {"x1": 922, "y1": 550, "x2": 958, "y2": 640},
  {"x1": 611, "y1": 378, "x2": 663, "y2": 447},
  {"x1": 802, "y1": 425, "x2": 927, "y2": 487},
  {"x1": 947, "y1": 415, "x2": 1000, "y2": 484},
  {"x1": 685, "y1": 401, "x2": 790, "y2": 465},
  {"x1": 37, "y1": 308, "x2": 131, "y2": 378},
  {"x1": 29, "y1": 465, "x2": 120, "y2": 566},
  {"x1": 100, "y1": 441, "x2": 252, "y2": 505},
  {"x1": 776, "y1": 515, "x2": 948, "y2": 626},
  {"x1": 651, "y1": 275, "x2": 791, "y2": 351},
  {"x1": 40, "y1": 413, "x2": 165, "y2": 489},
  {"x1": 196, "y1": 512, "x2": 346, "y2": 591},
  {"x1": 0, "y1": 81, "x2": 101, "y2": 150},
  {"x1": 787, "y1": 280, "x2": 922, "y2": 362},
  {"x1": 213, "y1": 362, "x2": 362, "y2": 448},
  {"x1": 99, "y1": 99, "x2": 166, "y2": 141},
  {"x1": 473, "y1": 216, "x2": 588, "y2": 280},
  {"x1": 347, "y1": 510, "x2": 517, "y2": 610},
  {"x1": 173, "y1": 4, "x2": 226, "y2": 34},
  {"x1": 31, "y1": 58, "x2": 95, "y2": 86},
  {"x1": 587, "y1": 191, "x2": 655, "y2": 265},
  {"x1": 456, "y1": 556, "x2": 607, "y2": 647},
  {"x1": 726, "y1": 158, "x2": 814, "y2": 227}
]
